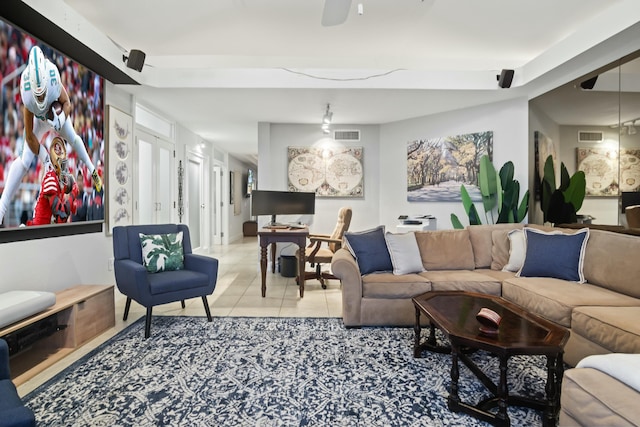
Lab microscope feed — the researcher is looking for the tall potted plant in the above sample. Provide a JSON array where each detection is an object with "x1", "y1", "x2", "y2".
[
  {"x1": 451, "y1": 155, "x2": 529, "y2": 228},
  {"x1": 540, "y1": 155, "x2": 586, "y2": 225}
]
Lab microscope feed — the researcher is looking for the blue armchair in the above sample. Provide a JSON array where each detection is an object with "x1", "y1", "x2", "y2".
[
  {"x1": 0, "y1": 339, "x2": 36, "y2": 427},
  {"x1": 112, "y1": 224, "x2": 218, "y2": 338}
]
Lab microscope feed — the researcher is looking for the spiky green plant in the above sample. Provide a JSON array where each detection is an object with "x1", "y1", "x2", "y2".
[
  {"x1": 540, "y1": 155, "x2": 586, "y2": 224},
  {"x1": 451, "y1": 155, "x2": 529, "y2": 228}
]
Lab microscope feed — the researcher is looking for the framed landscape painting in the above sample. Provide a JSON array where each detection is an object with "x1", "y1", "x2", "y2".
[{"x1": 407, "y1": 131, "x2": 493, "y2": 202}]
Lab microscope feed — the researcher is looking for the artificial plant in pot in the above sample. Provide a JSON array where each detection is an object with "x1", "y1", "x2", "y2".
[
  {"x1": 540, "y1": 155, "x2": 586, "y2": 225},
  {"x1": 451, "y1": 155, "x2": 529, "y2": 228}
]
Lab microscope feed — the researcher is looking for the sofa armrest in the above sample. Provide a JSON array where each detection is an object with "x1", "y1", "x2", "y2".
[
  {"x1": 0, "y1": 339, "x2": 10, "y2": 380},
  {"x1": 331, "y1": 248, "x2": 363, "y2": 327},
  {"x1": 184, "y1": 254, "x2": 219, "y2": 292},
  {"x1": 114, "y1": 259, "x2": 150, "y2": 304}
]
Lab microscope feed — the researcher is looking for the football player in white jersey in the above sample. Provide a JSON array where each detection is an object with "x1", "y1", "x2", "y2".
[{"x1": 0, "y1": 45, "x2": 102, "y2": 225}]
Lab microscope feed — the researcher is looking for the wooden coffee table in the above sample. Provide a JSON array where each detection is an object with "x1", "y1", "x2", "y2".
[{"x1": 412, "y1": 291, "x2": 569, "y2": 427}]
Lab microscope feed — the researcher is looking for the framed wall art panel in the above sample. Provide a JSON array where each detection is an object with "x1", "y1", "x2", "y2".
[
  {"x1": 287, "y1": 146, "x2": 363, "y2": 198},
  {"x1": 105, "y1": 105, "x2": 134, "y2": 235}
]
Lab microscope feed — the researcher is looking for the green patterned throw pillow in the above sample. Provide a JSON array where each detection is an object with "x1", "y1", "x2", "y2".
[{"x1": 139, "y1": 232, "x2": 184, "y2": 273}]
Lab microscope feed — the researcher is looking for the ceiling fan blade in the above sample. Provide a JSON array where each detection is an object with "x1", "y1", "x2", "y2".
[{"x1": 321, "y1": 0, "x2": 352, "y2": 27}]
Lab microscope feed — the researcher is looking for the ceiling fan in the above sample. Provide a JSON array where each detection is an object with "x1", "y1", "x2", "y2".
[
  {"x1": 321, "y1": 0, "x2": 353, "y2": 27},
  {"x1": 321, "y1": 0, "x2": 435, "y2": 27}
]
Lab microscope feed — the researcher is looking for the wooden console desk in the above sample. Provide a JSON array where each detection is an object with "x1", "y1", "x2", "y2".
[
  {"x1": 258, "y1": 227, "x2": 309, "y2": 298},
  {"x1": 0, "y1": 284, "x2": 115, "y2": 385}
]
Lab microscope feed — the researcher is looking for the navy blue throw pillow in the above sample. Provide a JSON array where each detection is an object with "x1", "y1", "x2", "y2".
[
  {"x1": 517, "y1": 227, "x2": 589, "y2": 283},
  {"x1": 344, "y1": 226, "x2": 393, "y2": 275}
]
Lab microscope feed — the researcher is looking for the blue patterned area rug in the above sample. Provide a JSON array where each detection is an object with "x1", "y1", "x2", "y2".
[{"x1": 24, "y1": 316, "x2": 548, "y2": 426}]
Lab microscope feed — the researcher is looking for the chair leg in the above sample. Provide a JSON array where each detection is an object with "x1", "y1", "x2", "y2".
[
  {"x1": 144, "y1": 307, "x2": 152, "y2": 339},
  {"x1": 181, "y1": 300, "x2": 186, "y2": 309},
  {"x1": 202, "y1": 296, "x2": 212, "y2": 322},
  {"x1": 123, "y1": 297, "x2": 132, "y2": 321},
  {"x1": 316, "y1": 264, "x2": 326, "y2": 289}
]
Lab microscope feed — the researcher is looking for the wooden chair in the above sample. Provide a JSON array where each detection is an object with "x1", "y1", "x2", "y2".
[
  {"x1": 626, "y1": 205, "x2": 640, "y2": 228},
  {"x1": 297, "y1": 207, "x2": 352, "y2": 289}
]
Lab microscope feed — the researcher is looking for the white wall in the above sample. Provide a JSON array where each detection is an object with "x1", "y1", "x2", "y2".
[
  {"x1": 258, "y1": 123, "x2": 380, "y2": 234},
  {"x1": 228, "y1": 154, "x2": 254, "y2": 242},
  {"x1": 529, "y1": 103, "x2": 561, "y2": 224},
  {"x1": 380, "y1": 97, "x2": 530, "y2": 231},
  {"x1": 560, "y1": 125, "x2": 621, "y2": 225}
]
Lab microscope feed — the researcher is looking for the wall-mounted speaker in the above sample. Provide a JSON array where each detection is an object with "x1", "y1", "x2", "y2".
[
  {"x1": 123, "y1": 49, "x2": 145, "y2": 72},
  {"x1": 580, "y1": 76, "x2": 598, "y2": 90},
  {"x1": 497, "y1": 69, "x2": 514, "y2": 88}
]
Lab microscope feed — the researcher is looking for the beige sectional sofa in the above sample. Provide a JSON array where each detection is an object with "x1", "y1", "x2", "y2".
[{"x1": 331, "y1": 223, "x2": 640, "y2": 425}]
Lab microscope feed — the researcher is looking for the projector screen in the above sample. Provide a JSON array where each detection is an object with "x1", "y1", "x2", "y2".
[{"x1": 0, "y1": 18, "x2": 105, "y2": 235}]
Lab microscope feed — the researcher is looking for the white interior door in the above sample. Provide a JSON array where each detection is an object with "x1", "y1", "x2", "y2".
[
  {"x1": 136, "y1": 129, "x2": 173, "y2": 224},
  {"x1": 137, "y1": 134, "x2": 153, "y2": 224},
  {"x1": 156, "y1": 142, "x2": 172, "y2": 223},
  {"x1": 188, "y1": 156, "x2": 202, "y2": 249},
  {"x1": 213, "y1": 165, "x2": 222, "y2": 245}
]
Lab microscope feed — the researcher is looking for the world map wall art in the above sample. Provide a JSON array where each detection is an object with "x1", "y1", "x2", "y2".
[
  {"x1": 287, "y1": 146, "x2": 363, "y2": 198},
  {"x1": 577, "y1": 147, "x2": 640, "y2": 196}
]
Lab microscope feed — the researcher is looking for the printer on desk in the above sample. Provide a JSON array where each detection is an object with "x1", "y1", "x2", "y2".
[{"x1": 396, "y1": 215, "x2": 437, "y2": 232}]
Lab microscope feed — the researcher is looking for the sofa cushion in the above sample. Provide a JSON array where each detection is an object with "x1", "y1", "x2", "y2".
[
  {"x1": 577, "y1": 353, "x2": 640, "y2": 393},
  {"x1": 415, "y1": 229, "x2": 475, "y2": 270},
  {"x1": 344, "y1": 226, "x2": 393, "y2": 275},
  {"x1": 502, "y1": 276, "x2": 640, "y2": 327},
  {"x1": 490, "y1": 229, "x2": 511, "y2": 270},
  {"x1": 468, "y1": 223, "x2": 523, "y2": 268},
  {"x1": 0, "y1": 291, "x2": 56, "y2": 329},
  {"x1": 583, "y1": 229, "x2": 640, "y2": 299},
  {"x1": 419, "y1": 270, "x2": 502, "y2": 295},
  {"x1": 503, "y1": 229, "x2": 526, "y2": 272},
  {"x1": 571, "y1": 306, "x2": 640, "y2": 354},
  {"x1": 139, "y1": 231, "x2": 184, "y2": 273},
  {"x1": 361, "y1": 273, "x2": 431, "y2": 298},
  {"x1": 517, "y1": 227, "x2": 589, "y2": 283},
  {"x1": 560, "y1": 368, "x2": 640, "y2": 427},
  {"x1": 384, "y1": 232, "x2": 424, "y2": 275}
]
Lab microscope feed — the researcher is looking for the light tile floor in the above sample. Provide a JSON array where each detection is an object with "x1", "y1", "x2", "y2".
[{"x1": 17, "y1": 236, "x2": 342, "y2": 396}]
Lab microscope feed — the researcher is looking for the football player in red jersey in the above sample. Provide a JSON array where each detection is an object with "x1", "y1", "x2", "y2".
[
  {"x1": 0, "y1": 45, "x2": 101, "y2": 225},
  {"x1": 30, "y1": 136, "x2": 78, "y2": 226}
]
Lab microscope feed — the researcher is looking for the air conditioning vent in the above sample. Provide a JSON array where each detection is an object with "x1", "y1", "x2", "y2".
[
  {"x1": 334, "y1": 129, "x2": 360, "y2": 141},
  {"x1": 578, "y1": 130, "x2": 603, "y2": 143}
]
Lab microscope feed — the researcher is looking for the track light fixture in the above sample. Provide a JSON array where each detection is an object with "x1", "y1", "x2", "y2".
[
  {"x1": 323, "y1": 104, "x2": 333, "y2": 124},
  {"x1": 321, "y1": 104, "x2": 333, "y2": 134}
]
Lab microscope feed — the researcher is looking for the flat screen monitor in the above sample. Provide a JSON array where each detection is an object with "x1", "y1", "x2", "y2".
[
  {"x1": 621, "y1": 191, "x2": 640, "y2": 213},
  {"x1": 251, "y1": 190, "x2": 315, "y2": 224}
]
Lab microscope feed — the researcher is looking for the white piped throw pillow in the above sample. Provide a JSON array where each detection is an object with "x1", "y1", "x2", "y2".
[
  {"x1": 502, "y1": 229, "x2": 526, "y2": 272},
  {"x1": 384, "y1": 232, "x2": 425, "y2": 275},
  {"x1": 516, "y1": 227, "x2": 589, "y2": 283},
  {"x1": 139, "y1": 231, "x2": 184, "y2": 273}
]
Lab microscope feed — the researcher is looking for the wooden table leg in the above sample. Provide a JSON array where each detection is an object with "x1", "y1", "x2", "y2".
[
  {"x1": 413, "y1": 307, "x2": 422, "y2": 358},
  {"x1": 260, "y1": 245, "x2": 268, "y2": 297},
  {"x1": 448, "y1": 342, "x2": 461, "y2": 411},
  {"x1": 496, "y1": 356, "x2": 509, "y2": 425},
  {"x1": 270, "y1": 242, "x2": 276, "y2": 273},
  {"x1": 298, "y1": 249, "x2": 305, "y2": 298}
]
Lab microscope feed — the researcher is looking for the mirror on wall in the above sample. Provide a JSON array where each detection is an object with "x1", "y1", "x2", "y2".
[{"x1": 530, "y1": 52, "x2": 640, "y2": 226}]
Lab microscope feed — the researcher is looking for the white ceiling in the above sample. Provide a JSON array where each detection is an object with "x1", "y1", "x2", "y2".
[{"x1": 53, "y1": 0, "x2": 640, "y2": 163}]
